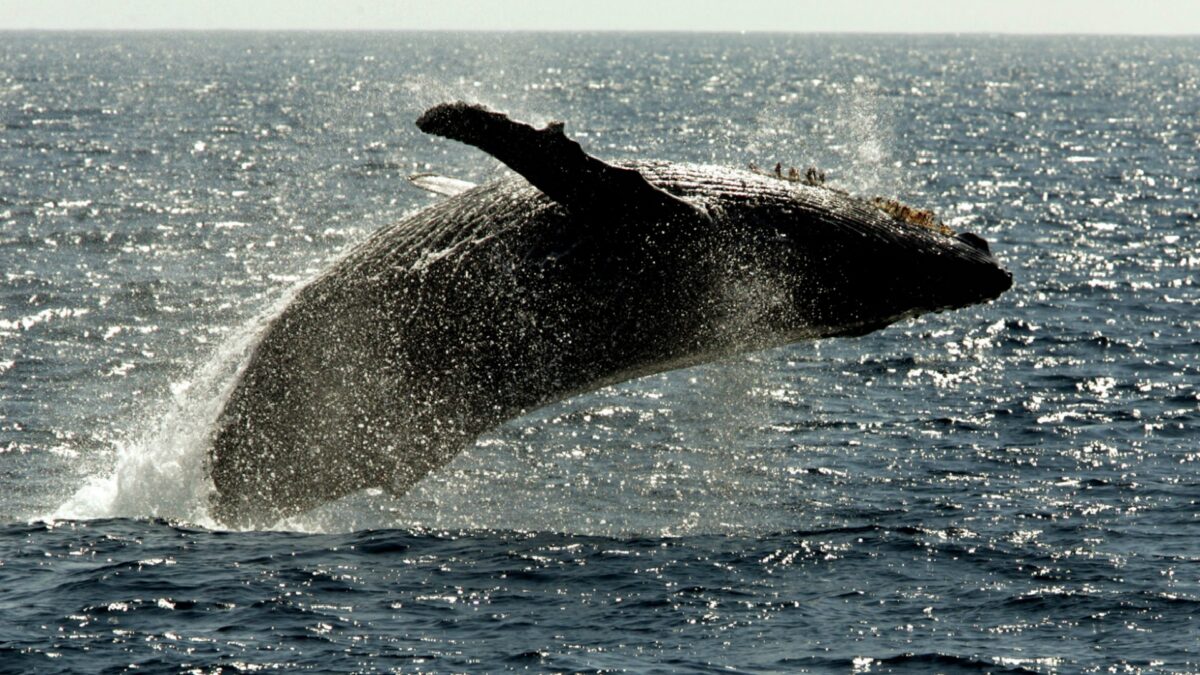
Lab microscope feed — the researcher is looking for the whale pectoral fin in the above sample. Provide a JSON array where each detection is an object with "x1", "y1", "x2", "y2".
[
  {"x1": 407, "y1": 173, "x2": 478, "y2": 197},
  {"x1": 416, "y1": 101, "x2": 707, "y2": 223}
]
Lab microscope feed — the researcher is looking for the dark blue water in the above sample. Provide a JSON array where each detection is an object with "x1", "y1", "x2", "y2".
[{"x1": 2, "y1": 32, "x2": 1198, "y2": 672}]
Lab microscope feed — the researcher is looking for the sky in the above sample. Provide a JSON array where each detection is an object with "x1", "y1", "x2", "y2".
[{"x1": 0, "y1": 0, "x2": 1198, "y2": 34}]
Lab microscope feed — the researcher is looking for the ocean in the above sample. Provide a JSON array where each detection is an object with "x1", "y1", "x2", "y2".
[{"x1": 1, "y1": 31, "x2": 1197, "y2": 673}]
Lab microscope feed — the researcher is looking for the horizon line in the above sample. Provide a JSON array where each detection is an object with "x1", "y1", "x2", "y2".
[{"x1": 2, "y1": 27, "x2": 1199, "y2": 37}]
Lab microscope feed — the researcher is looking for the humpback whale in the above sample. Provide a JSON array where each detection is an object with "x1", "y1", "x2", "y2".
[{"x1": 207, "y1": 102, "x2": 1012, "y2": 528}]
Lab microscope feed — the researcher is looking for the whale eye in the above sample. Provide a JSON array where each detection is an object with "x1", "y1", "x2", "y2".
[{"x1": 954, "y1": 232, "x2": 991, "y2": 255}]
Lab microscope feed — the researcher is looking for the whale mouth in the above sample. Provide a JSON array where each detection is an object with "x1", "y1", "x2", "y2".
[
  {"x1": 964, "y1": 233, "x2": 1013, "y2": 301},
  {"x1": 951, "y1": 235, "x2": 1013, "y2": 307},
  {"x1": 990, "y1": 265, "x2": 1015, "y2": 300}
]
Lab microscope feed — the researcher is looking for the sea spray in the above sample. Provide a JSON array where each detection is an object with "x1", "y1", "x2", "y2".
[
  {"x1": 746, "y1": 77, "x2": 906, "y2": 199},
  {"x1": 52, "y1": 288, "x2": 304, "y2": 527}
]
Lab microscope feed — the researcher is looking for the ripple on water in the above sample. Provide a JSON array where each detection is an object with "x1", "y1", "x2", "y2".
[{"x1": 0, "y1": 32, "x2": 1198, "y2": 672}]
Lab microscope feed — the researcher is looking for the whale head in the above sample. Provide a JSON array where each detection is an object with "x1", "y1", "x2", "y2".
[{"x1": 617, "y1": 163, "x2": 1013, "y2": 355}]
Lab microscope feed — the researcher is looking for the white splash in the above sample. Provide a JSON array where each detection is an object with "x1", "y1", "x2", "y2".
[
  {"x1": 52, "y1": 289, "x2": 303, "y2": 528},
  {"x1": 831, "y1": 78, "x2": 907, "y2": 198},
  {"x1": 746, "y1": 78, "x2": 907, "y2": 199}
]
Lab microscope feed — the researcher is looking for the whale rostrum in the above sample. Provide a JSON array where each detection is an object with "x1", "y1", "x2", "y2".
[{"x1": 207, "y1": 102, "x2": 1012, "y2": 528}]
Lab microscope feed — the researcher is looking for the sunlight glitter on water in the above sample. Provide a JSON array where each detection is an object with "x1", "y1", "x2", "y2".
[{"x1": 1, "y1": 32, "x2": 1198, "y2": 672}]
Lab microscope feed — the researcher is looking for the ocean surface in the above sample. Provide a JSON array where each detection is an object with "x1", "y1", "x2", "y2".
[{"x1": 1, "y1": 32, "x2": 1198, "y2": 673}]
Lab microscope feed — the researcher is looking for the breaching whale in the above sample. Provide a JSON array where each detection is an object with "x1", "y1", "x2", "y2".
[{"x1": 207, "y1": 102, "x2": 1012, "y2": 528}]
